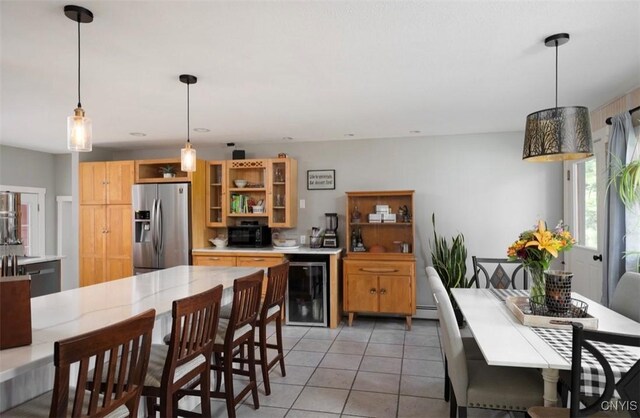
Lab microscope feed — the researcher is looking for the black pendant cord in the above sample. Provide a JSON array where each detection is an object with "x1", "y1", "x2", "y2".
[
  {"x1": 554, "y1": 40, "x2": 558, "y2": 110},
  {"x1": 186, "y1": 83, "x2": 190, "y2": 143},
  {"x1": 77, "y1": 19, "x2": 81, "y2": 109}
]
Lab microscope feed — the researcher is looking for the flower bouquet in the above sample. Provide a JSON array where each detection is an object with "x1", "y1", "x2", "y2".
[{"x1": 507, "y1": 220, "x2": 575, "y2": 298}]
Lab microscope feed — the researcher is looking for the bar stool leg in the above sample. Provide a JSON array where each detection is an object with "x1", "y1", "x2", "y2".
[
  {"x1": 248, "y1": 335, "x2": 260, "y2": 408},
  {"x1": 259, "y1": 322, "x2": 271, "y2": 395},
  {"x1": 276, "y1": 315, "x2": 286, "y2": 376},
  {"x1": 200, "y1": 364, "x2": 212, "y2": 417},
  {"x1": 223, "y1": 351, "x2": 236, "y2": 418}
]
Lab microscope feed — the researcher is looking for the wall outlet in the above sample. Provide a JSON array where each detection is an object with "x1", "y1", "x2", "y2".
[
  {"x1": 300, "y1": 235, "x2": 306, "y2": 244},
  {"x1": 300, "y1": 199, "x2": 305, "y2": 209}
]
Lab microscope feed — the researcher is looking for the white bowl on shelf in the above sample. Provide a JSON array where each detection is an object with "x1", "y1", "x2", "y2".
[
  {"x1": 209, "y1": 237, "x2": 228, "y2": 248},
  {"x1": 234, "y1": 179, "x2": 247, "y2": 188},
  {"x1": 252, "y1": 206, "x2": 265, "y2": 213}
]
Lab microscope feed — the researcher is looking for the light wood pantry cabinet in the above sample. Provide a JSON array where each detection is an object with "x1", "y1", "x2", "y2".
[
  {"x1": 79, "y1": 204, "x2": 132, "y2": 286},
  {"x1": 79, "y1": 160, "x2": 134, "y2": 205},
  {"x1": 343, "y1": 190, "x2": 416, "y2": 330}
]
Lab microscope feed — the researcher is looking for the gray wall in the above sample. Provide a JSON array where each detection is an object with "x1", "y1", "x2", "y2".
[
  {"x1": 54, "y1": 154, "x2": 72, "y2": 196},
  {"x1": 114, "y1": 131, "x2": 563, "y2": 309}
]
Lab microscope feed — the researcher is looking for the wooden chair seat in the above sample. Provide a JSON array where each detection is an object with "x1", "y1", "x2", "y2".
[
  {"x1": 4, "y1": 390, "x2": 130, "y2": 418},
  {"x1": 215, "y1": 318, "x2": 253, "y2": 346},
  {"x1": 144, "y1": 344, "x2": 207, "y2": 387}
]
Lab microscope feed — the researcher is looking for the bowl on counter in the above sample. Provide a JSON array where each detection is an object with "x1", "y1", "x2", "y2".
[
  {"x1": 209, "y1": 237, "x2": 228, "y2": 248},
  {"x1": 272, "y1": 237, "x2": 298, "y2": 248},
  {"x1": 234, "y1": 179, "x2": 247, "y2": 188}
]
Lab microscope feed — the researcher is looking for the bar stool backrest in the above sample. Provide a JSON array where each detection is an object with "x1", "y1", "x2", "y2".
[
  {"x1": 226, "y1": 271, "x2": 263, "y2": 345},
  {"x1": 262, "y1": 261, "x2": 290, "y2": 319}
]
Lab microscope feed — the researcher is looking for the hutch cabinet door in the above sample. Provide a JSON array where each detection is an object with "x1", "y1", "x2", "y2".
[
  {"x1": 378, "y1": 275, "x2": 412, "y2": 314},
  {"x1": 346, "y1": 274, "x2": 379, "y2": 313}
]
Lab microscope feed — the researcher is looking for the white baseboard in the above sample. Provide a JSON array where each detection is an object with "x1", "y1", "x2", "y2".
[{"x1": 414, "y1": 305, "x2": 438, "y2": 320}]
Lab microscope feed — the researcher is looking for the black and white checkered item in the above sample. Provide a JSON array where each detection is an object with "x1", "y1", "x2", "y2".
[
  {"x1": 533, "y1": 327, "x2": 639, "y2": 398},
  {"x1": 489, "y1": 288, "x2": 528, "y2": 302}
]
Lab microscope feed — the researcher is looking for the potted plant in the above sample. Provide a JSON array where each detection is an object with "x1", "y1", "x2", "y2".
[
  {"x1": 158, "y1": 165, "x2": 176, "y2": 178},
  {"x1": 610, "y1": 156, "x2": 640, "y2": 271},
  {"x1": 430, "y1": 213, "x2": 469, "y2": 325}
]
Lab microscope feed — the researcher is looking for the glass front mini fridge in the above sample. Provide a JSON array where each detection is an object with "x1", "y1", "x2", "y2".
[{"x1": 286, "y1": 261, "x2": 327, "y2": 326}]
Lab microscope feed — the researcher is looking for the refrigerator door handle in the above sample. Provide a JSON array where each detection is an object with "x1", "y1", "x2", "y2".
[
  {"x1": 151, "y1": 198, "x2": 158, "y2": 254},
  {"x1": 157, "y1": 199, "x2": 164, "y2": 255}
]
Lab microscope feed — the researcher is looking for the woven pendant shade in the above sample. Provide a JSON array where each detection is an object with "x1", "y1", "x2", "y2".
[{"x1": 523, "y1": 106, "x2": 593, "y2": 161}]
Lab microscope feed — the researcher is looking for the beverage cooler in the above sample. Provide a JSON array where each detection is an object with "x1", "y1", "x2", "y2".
[{"x1": 286, "y1": 260, "x2": 327, "y2": 327}]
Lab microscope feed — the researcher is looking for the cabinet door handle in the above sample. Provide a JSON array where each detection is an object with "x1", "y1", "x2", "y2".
[
  {"x1": 360, "y1": 268, "x2": 399, "y2": 273},
  {"x1": 252, "y1": 258, "x2": 265, "y2": 261},
  {"x1": 379, "y1": 288, "x2": 387, "y2": 295},
  {"x1": 208, "y1": 257, "x2": 220, "y2": 261},
  {"x1": 369, "y1": 288, "x2": 377, "y2": 294}
]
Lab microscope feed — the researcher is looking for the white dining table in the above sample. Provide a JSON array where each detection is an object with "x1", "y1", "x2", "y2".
[
  {"x1": 451, "y1": 288, "x2": 640, "y2": 407},
  {"x1": 0, "y1": 265, "x2": 260, "y2": 412}
]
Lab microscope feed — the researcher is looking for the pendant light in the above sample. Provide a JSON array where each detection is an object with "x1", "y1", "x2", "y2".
[
  {"x1": 180, "y1": 74, "x2": 197, "y2": 172},
  {"x1": 522, "y1": 33, "x2": 593, "y2": 162},
  {"x1": 64, "y1": 5, "x2": 93, "y2": 152}
]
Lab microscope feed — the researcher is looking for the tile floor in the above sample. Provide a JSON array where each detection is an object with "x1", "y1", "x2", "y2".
[{"x1": 200, "y1": 317, "x2": 518, "y2": 418}]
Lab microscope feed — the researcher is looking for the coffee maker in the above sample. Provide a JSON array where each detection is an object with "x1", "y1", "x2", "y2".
[{"x1": 322, "y1": 213, "x2": 338, "y2": 248}]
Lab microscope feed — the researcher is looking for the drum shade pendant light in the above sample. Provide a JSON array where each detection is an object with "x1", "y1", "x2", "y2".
[
  {"x1": 523, "y1": 33, "x2": 593, "y2": 162},
  {"x1": 179, "y1": 74, "x2": 197, "y2": 172},
  {"x1": 64, "y1": 5, "x2": 93, "y2": 152}
]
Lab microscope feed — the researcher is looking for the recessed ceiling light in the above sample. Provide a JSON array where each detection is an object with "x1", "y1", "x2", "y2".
[
  {"x1": 282, "y1": 136, "x2": 293, "y2": 140},
  {"x1": 193, "y1": 128, "x2": 210, "y2": 133},
  {"x1": 129, "y1": 132, "x2": 147, "y2": 137},
  {"x1": 344, "y1": 134, "x2": 355, "y2": 137},
  {"x1": 409, "y1": 130, "x2": 421, "y2": 134}
]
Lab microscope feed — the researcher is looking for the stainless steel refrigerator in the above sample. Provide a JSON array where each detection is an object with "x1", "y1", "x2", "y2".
[{"x1": 132, "y1": 183, "x2": 191, "y2": 274}]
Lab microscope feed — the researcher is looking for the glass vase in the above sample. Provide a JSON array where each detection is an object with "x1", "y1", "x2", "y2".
[{"x1": 525, "y1": 265, "x2": 545, "y2": 300}]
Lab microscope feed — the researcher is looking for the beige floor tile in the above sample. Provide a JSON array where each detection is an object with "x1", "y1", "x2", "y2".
[
  {"x1": 292, "y1": 387, "x2": 350, "y2": 414},
  {"x1": 243, "y1": 383, "x2": 303, "y2": 409},
  {"x1": 307, "y1": 368, "x2": 357, "y2": 389},
  {"x1": 343, "y1": 390, "x2": 398, "y2": 418},
  {"x1": 319, "y1": 353, "x2": 362, "y2": 370},
  {"x1": 281, "y1": 326, "x2": 310, "y2": 338},
  {"x1": 397, "y1": 395, "x2": 449, "y2": 418},
  {"x1": 285, "y1": 410, "x2": 340, "y2": 418},
  {"x1": 292, "y1": 338, "x2": 332, "y2": 353},
  {"x1": 400, "y1": 375, "x2": 444, "y2": 399},
  {"x1": 285, "y1": 350, "x2": 325, "y2": 367},
  {"x1": 268, "y1": 336, "x2": 301, "y2": 350},
  {"x1": 335, "y1": 330, "x2": 371, "y2": 342},
  {"x1": 268, "y1": 364, "x2": 315, "y2": 385},
  {"x1": 303, "y1": 328, "x2": 341, "y2": 340},
  {"x1": 401, "y1": 359, "x2": 444, "y2": 378},
  {"x1": 359, "y1": 355, "x2": 402, "y2": 374},
  {"x1": 236, "y1": 404, "x2": 288, "y2": 417},
  {"x1": 403, "y1": 345, "x2": 442, "y2": 361},
  {"x1": 352, "y1": 371, "x2": 400, "y2": 394},
  {"x1": 370, "y1": 330, "x2": 405, "y2": 344},
  {"x1": 365, "y1": 342, "x2": 404, "y2": 358},
  {"x1": 374, "y1": 318, "x2": 408, "y2": 330},
  {"x1": 328, "y1": 340, "x2": 367, "y2": 355},
  {"x1": 404, "y1": 333, "x2": 441, "y2": 347}
]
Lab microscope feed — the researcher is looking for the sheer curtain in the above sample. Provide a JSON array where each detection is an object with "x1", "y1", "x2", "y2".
[{"x1": 602, "y1": 111, "x2": 639, "y2": 306}]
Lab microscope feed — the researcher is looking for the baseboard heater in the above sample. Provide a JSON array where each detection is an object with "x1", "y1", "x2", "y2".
[{"x1": 414, "y1": 304, "x2": 438, "y2": 320}]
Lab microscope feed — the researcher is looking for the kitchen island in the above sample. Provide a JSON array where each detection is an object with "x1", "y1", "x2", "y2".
[
  {"x1": 0, "y1": 265, "x2": 259, "y2": 412},
  {"x1": 192, "y1": 246, "x2": 343, "y2": 328}
]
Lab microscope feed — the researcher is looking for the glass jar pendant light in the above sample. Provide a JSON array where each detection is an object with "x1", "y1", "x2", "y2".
[
  {"x1": 64, "y1": 5, "x2": 93, "y2": 152},
  {"x1": 522, "y1": 33, "x2": 593, "y2": 162},
  {"x1": 180, "y1": 74, "x2": 197, "y2": 172}
]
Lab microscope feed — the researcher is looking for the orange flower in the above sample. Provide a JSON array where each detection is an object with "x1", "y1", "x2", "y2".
[{"x1": 525, "y1": 220, "x2": 561, "y2": 258}]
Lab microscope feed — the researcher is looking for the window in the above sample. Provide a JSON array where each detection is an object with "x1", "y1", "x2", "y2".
[{"x1": 575, "y1": 157, "x2": 598, "y2": 249}]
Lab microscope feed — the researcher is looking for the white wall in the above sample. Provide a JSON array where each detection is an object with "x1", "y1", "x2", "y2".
[{"x1": 114, "y1": 131, "x2": 563, "y2": 309}]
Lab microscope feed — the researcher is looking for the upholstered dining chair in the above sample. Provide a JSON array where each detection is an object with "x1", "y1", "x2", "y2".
[
  {"x1": 431, "y1": 269, "x2": 544, "y2": 417},
  {"x1": 211, "y1": 271, "x2": 263, "y2": 418},
  {"x1": 470, "y1": 256, "x2": 528, "y2": 289},
  {"x1": 144, "y1": 285, "x2": 222, "y2": 417},
  {"x1": 528, "y1": 322, "x2": 640, "y2": 418},
  {"x1": 4, "y1": 309, "x2": 155, "y2": 417},
  {"x1": 426, "y1": 266, "x2": 483, "y2": 403},
  {"x1": 610, "y1": 271, "x2": 640, "y2": 322}
]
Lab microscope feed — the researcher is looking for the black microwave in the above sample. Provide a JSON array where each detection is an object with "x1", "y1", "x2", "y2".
[{"x1": 228, "y1": 225, "x2": 272, "y2": 247}]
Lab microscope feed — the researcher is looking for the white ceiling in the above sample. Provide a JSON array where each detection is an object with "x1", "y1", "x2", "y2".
[{"x1": 1, "y1": 1, "x2": 639, "y2": 154}]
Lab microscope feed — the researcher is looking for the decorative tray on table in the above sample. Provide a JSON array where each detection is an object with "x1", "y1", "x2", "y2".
[{"x1": 505, "y1": 296, "x2": 599, "y2": 330}]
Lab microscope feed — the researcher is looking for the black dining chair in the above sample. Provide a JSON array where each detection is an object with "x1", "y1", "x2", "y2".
[
  {"x1": 470, "y1": 256, "x2": 528, "y2": 289},
  {"x1": 528, "y1": 322, "x2": 640, "y2": 418}
]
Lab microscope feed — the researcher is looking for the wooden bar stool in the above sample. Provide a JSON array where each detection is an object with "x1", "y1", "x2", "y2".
[
  {"x1": 144, "y1": 285, "x2": 223, "y2": 417},
  {"x1": 210, "y1": 271, "x2": 263, "y2": 418},
  {"x1": 3, "y1": 309, "x2": 155, "y2": 417}
]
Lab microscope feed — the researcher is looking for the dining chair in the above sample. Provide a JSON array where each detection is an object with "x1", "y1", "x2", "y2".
[
  {"x1": 528, "y1": 322, "x2": 640, "y2": 418},
  {"x1": 470, "y1": 256, "x2": 527, "y2": 289},
  {"x1": 3, "y1": 309, "x2": 155, "y2": 417},
  {"x1": 610, "y1": 271, "x2": 640, "y2": 322},
  {"x1": 144, "y1": 285, "x2": 222, "y2": 417},
  {"x1": 211, "y1": 271, "x2": 263, "y2": 418},
  {"x1": 425, "y1": 267, "x2": 483, "y2": 403},
  {"x1": 431, "y1": 274, "x2": 544, "y2": 417}
]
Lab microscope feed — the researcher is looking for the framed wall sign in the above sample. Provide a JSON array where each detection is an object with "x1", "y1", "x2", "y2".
[{"x1": 307, "y1": 169, "x2": 335, "y2": 190}]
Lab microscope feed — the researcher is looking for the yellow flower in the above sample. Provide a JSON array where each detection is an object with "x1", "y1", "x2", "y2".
[{"x1": 525, "y1": 220, "x2": 560, "y2": 257}]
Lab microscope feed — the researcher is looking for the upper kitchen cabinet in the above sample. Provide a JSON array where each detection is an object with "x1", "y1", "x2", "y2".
[
  {"x1": 222, "y1": 157, "x2": 298, "y2": 227},
  {"x1": 206, "y1": 160, "x2": 227, "y2": 227},
  {"x1": 268, "y1": 158, "x2": 298, "y2": 228},
  {"x1": 79, "y1": 161, "x2": 134, "y2": 205},
  {"x1": 135, "y1": 158, "x2": 195, "y2": 183}
]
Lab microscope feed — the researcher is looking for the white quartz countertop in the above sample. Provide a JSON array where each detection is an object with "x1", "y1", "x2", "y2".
[
  {"x1": 192, "y1": 246, "x2": 343, "y2": 255},
  {"x1": 0, "y1": 265, "x2": 259, "y2": 383},
  {"x1": 17, "y1": 255, "x2": 64, "y2": 266}
]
